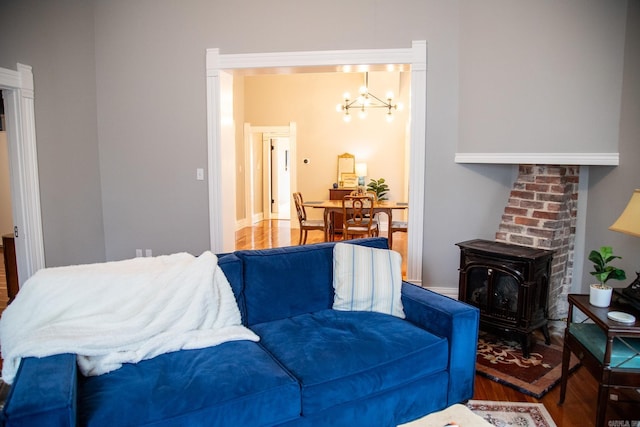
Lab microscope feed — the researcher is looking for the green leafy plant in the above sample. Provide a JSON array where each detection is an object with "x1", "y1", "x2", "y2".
[
  {"x1": 589, "y1": 246, "x2": 626, "y2": 286},
  {"x1": 366, "y1": 178, "x2": 389, "y2": 201}
]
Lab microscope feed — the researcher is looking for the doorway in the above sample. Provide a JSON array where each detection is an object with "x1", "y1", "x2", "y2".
[
  {"x1": 264, "y1": 134, "x2": 291, "y2": 220},
  {"x1": 244, "y1": 123, "x2": 297, "y2": 226},
  {"x1": 206, "y1": 42, "x2": 427, "y2": 284},
  {"x1": 0, "y1": 64, "x2": 45, "y2": 287}
]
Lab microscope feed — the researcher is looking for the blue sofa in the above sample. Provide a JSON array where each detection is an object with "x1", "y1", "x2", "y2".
[{"x1": 2, "y1": 238, "x2": 479, "y2": 427}]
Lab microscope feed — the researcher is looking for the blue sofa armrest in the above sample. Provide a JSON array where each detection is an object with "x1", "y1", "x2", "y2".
[
  {"x1": 401, "y1": 282, "x2": 479, "y2": 405},
  {"x1": 3, "y1": 353, "x2": 77, "y2": 427}
]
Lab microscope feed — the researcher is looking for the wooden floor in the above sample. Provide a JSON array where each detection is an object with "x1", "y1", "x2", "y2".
[
  {"x1": 236, "y1": 219, "x2": 408, "y2": 279},
  {"x1": 236, "y1": 220, "x2": 638, "y2": 427}
]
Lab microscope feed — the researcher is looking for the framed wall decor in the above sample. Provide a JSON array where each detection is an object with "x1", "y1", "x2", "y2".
[
  {"x1": 341, "y1": 173, "x2": 357, "y2": 188},
  {"x1": 337, "y1": 153, "x2": 355, "y2": 183}
]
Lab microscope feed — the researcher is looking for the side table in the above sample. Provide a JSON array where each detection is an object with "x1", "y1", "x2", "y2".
[{"x1": 559, "y1": 294, "x2": 640, "y2": 427}]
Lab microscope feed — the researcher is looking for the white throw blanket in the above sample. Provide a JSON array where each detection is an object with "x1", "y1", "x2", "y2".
[{"x1": 0, "y1": 251, "x2": 259, "y2": 384}]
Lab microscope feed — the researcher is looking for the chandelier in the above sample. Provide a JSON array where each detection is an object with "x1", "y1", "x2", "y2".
[{"x1": 336, "y1": 73, "x2": 402, "y2": 123}]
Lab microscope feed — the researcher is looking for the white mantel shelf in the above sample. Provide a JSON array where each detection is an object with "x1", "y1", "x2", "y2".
[{"x1": 454, "y1": 152, "x2": 619, "y2": 166}]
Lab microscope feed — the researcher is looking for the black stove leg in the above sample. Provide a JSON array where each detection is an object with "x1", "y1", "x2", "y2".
[
  {"x1": 541, "y1": 324, "x2": 551, "y2": 345},
  {"x1": 521, "y1": 334, "x2": 531, "y2": 358}
]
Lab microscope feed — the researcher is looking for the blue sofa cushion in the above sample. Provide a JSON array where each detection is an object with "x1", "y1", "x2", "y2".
[
  {"x1": 78, "y1": 341, "x2": 300, "y2": 427},
  {"x1": 251, "y1": 309, "x2": 449, "y2": 415},
  {"x1": 332, "y1": 242, "x2": 405, "y2": 318},
  {"x1": 236, "y1": 238, "x2": 388, "y2": 326}
]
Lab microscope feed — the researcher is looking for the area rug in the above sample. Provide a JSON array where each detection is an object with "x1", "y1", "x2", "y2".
[
  {"x1": 475, "y1": 330, "x2": 580, "y2": 398},
  {"x1": 468, "y1": 400, "x2": 557, "y2": 427},
  {"x1": 399, "y1": 400, "x2": 557, "y2": 427}
]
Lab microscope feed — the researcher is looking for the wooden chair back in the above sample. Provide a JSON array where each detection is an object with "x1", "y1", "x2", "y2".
[
  {"x1": 293, "y1": 192, "x2": 306, "y2": 223},
  {"x1": 292, "y1": 192, "x2": 329, "y2": 244},
  {"x1": 349, "y1": 189, "x2": 378, "y2": 201},
  {"x1": 342, "y1": 195, "x2": 377, "y2": 239}
]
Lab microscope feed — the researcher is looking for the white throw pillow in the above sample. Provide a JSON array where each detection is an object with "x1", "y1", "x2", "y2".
[{"x1": 332, "y1": 242, "x2": 405, "y2": 318}]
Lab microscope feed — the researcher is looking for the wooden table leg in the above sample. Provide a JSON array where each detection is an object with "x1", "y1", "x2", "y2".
[
  {"x1": 558, "y1": 330, "x2": 571, "y2": 404},
  {"x1": 323, "y1": 209, "x2": 330, "y2": 242},
  {"x1": 596, "y1": 383, "x2": 608, "y2": 427},
  {"x1": 558, "y1": 303, "x2": 574, "y2": 405}
]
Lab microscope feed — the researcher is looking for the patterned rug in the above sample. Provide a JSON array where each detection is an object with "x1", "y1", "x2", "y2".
[
  {"x1": 399, "y1": 400, "x2": 557, "y2": 427},
  {"x1": 468, "y1": 400, "x2": 557, "y2": 427},
  {"x1": 475, "y1": 331, "x2": 580, "y2": 398}
]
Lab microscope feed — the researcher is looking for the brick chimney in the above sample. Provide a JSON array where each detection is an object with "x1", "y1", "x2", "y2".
[{"x1": 496, "y1": 165, "x2": 579, "y2": 323}]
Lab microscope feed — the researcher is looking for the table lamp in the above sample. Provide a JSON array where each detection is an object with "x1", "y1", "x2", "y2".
[
  {"x1": 609, "y1": 188, "x2": 640, "y2": 307},
  {"x1": 355, "y1": 163, "x2": 368, "y2": 187}
]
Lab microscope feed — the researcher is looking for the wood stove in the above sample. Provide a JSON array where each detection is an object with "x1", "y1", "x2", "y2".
[{"x1": 456, "y1": 239, "x2": 554, "y2": 357}]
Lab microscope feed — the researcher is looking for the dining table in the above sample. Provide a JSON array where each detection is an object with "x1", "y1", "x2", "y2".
[{"x1": 301, "y1": 199, "x2": 408, "y2": 243}]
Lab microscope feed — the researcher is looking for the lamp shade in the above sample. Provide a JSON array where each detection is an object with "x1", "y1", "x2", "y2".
[
  {"x1": 355, "y1": 163, "x2": 368, "y2": 177},
  {"x1": 609, "y1": 189, "x2": 640, "y2": 238}
]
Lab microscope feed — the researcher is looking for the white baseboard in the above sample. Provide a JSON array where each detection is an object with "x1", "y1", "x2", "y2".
[
  {"x1": 252, "y1": 213, "x2": 264, "y2": 223},
  {"x1": 403, "y1": 283, "x2": 459, "y2": 299},
  {"x1": 235, "y1": 218, "x2": 250, "y2": 230},
  {"x1": 420, "y1": 285, "x2": 459, "y2": 299}
]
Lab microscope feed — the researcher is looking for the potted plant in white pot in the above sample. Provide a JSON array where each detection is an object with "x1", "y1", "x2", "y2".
[
  {"x1": 366, "y1": 178, "x2": 389, "y2": 201},
  {"x1": 588, "y1": 246, "x2": 626, "y2": 307}
]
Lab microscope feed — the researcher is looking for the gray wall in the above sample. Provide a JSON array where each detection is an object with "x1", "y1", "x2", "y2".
[
  {"x1": 459, "y1": 1, "x2": 627, "y2": 155},
  {"x1": 0, "y1": 0, "x2": 105, "y2": 266},
  {"x1": 0, "y1": 1, "x2": 637, "y2": 291},
  {"x1": 582, "y1": 0, "x2": 640, "y2": 291}
]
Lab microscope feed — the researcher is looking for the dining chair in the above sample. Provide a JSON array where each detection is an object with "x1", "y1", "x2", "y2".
[
  {"x1": 293, "y1": 192, "x2": 330, "y2": 245},
  {"x1": 388, "y1": 220, "x2": 407, "y2": 249},
  {"x1": 342, "y1": 194, "x2": 379, "y2": 240},
  {"x1": 349, "y1": 190, "x2": 379, "y2": 221},
  {"x1": 349, "y1": 189, "x2": 378, "y2": 201}
]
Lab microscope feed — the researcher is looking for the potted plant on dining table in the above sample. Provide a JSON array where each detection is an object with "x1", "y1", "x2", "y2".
[{"x1": 366, "y1": 178, "x2": 389, "y2": 201}]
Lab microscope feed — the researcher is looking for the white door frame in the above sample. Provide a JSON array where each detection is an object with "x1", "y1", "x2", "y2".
[
  {"x1": 261, "y1": 126, "x2": 294, "y2": 222},
  {"x1": 241, "y1": 123, "x2": 297, "y2": 227},
  {"x1": 0, "y1": 64, "x2": 45, "y2": 285},
  {"x1": 206, "y1": 41, "x2": 426, "y2": 284}
]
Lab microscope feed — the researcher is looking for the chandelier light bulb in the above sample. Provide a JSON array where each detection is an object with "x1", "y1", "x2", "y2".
[
  {"x1": 336, "y1": 72, "x2": 403, "y2": 123},
  {"x1": 396, "y1": 102, "x2": 404, "y2": 111}
]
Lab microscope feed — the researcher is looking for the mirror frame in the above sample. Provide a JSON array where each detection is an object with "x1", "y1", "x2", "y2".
[{"x1": 337, "y1": 153, "x2": 355, "y2": 186}]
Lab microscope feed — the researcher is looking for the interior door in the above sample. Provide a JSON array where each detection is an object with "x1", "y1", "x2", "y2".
[{"x1": 266, "y1": 136, "x2": 290, "y2": 219}]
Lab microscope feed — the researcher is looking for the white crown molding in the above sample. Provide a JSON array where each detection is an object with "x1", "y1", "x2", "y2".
[
  {"x1": 454, "y1": 152, "x2": 619, "y2": 166},
  {"x1": 0, "y1": 67, "x2": 21, "y2": 88},
  {"x1": 215, "y1": 47, "x2": 415, "y2": 70}
]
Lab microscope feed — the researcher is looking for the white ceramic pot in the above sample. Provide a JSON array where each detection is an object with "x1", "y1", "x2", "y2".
[{"x1": 589, "y1": 284, "x2": 613, "y2": 308}]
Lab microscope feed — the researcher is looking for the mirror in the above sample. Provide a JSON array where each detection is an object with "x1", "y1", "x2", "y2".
[{"x1": 337, "y1": 153, "x2": 355, "y2": 187}]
